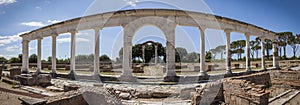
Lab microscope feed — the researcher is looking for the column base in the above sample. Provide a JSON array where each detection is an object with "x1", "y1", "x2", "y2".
[
  {"x1": 68, "y1": 70, "x2": 76, "y2": 80},
  {"x1": 21, "y1": 70, "x2": 29, "y2": 74},
  {"x1": 35, "y1": 69, "x2": 42, "y2": 75},
  {"x1": 199, "y1": 72, "x2": 208, "y2": 77},
  {"x1": 225, "y1": 70, "x2": 233, "y2": 76},
  {"x1": 163, "y1": 75, "x2": 179, "y2": 82},
  {"x1": 118, "y1": 75, "x2": 137, "y2": 82},
  {"x1": 245, "y1": 68, "x2": 251, "y2": 73},
  {"x1": 50, "y1": 72, "x2": 57, "y2": 78}
]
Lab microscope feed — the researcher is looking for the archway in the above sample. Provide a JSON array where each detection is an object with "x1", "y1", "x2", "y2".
[{"x1": 120, "y1": 16, "x2": 177, "y2": 81}]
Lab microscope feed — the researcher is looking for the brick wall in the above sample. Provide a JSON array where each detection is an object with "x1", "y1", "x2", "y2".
[
  {"x1": 223, "y1": 73, "x2": 270, "y2": 105},
  {"x1": 270, "y1": 71, "x2": 300, "y2": 88}
]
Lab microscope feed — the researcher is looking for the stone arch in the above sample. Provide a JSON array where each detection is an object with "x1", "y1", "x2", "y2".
[{"x1": 121, "y1": 16, "x2": 177, "y2": 77}]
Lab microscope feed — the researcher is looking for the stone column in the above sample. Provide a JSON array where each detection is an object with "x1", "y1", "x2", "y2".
[
  {"x1": 225, "y1": 29, "x2": 232, "y2": 75},
  {"x1": 94, "y1": 28, "x2": 101, "y2": 76},
  {"x1": 69, "y1": 31, "x2": 76, "y2": 77},
  {"x1": 199, "y1": 27, "x2": 207, "y2": 76},
  {"x1": 142, "y1": 45, "x2": 145, "y2": 64},
  {"x1": 121, "y1": 30, "x2": 133, "y2": 77},
  {"x1": 165, "y1": 28, "x2": 176, "y2": 78},
  {"x1": 245, "y1": 33, "x2": 251, "y2": 72},
  {"x1": 260, "y1": 37, "x2": 266, "y2": 70},
  {"x1": 155, "y1": 45, "x2": 158, "y2": 64},
  {"x1": 21, "y1": 40, "x2": 29, "y2": 73},
  {"x1": 36, "y1": 37, "x2": 42, "y2": 74},
  {"x1": 272, "y1": 39, "x2": 280, "y2": 69},
  {"x1": 51, "y1": 34, "x2": 57, "y2": 74}
]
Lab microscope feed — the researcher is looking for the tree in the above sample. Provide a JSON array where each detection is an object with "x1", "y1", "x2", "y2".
[
  {"x1": 277, "y1": 32, "x2": 293, "y2": 59},
  {"x1": 205, "y1": 51, "x2": 212, "y2": 62},
  {"x1": 184, "y1": 52, "x2": 199, "y2": 63},
  {"x1": 100, "y1": 54, "x2": 111, "y2": 62},
  {"x1": 265, "y1": 39, "x2": 273, "y2": 60},
  {"x1": 250, "y1": 39, "x2": 260, "y2": 59},
  {"x1": 18, "y1": 54, "x2": 22, "y2": 63},
  {"x1": 215, "y1": 45, "x2": 226, "y2": 59},
  {"x1": 209, "y1": 48, "x2": 218, "y2": 60},
  {"x1": 29, "y1": 54, "x2": 37, "y2": 63},
  {"x1": 231, "y1": 40, "x2": 246, "y2": 60},
  {"x1": 119, "y1": 42, "x2": 165, "y2": 63},
  {"x1": 175, "y1": 47, "x2": 188, "y2": 62},
  {"x1": 288, "y1": 34, "x2": 300, "y2": 58},
  {"x1": 8, "y1": 57, "x2": 20, "y2": 63},
  {"x1": 0, "y1": 57, "x2": 8, "y2": 63}
]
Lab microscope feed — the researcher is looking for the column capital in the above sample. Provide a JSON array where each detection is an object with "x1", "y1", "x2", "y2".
[
  {"x1": 37, "y1": 37, "x2": 43, "y2": 40},
  {"x1": 52, "y1": 33, "x2": 58, "y2": 37},
  {"x1": 259, "y1": 37, "x2": 265, "y2": 41},
  {"x1": 22, "y1": 39, "x2": 30, "y2": 43},
  {"x1": 93, "y1": 27, "x2": 102, "y2": 31},
  {"x1": 70, "y1": 30, "x2": 78, "y2": 35},
  {"x1": 198, "y1": 26, "x2": 206, "y2": 32},
  {"x1": 224, "y1": 29, "x2": 233, "y2": 33},
  {"x1": 244, "y1": 32, "x2": 251, "y2": 36}
]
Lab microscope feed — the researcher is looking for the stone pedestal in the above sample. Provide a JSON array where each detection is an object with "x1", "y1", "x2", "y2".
[
  {"x1": 10, "y1": 68, "x2": 21, "y2": 79},
  {"x1": 163, "y1": 75, "x2": 179, "y2": 82},
  {"x1": 69, "y1": 70, "x2": 76, "y2": 80},
  {"x1": 118, "y1": 75, "x2": 137, "y2": 82}
]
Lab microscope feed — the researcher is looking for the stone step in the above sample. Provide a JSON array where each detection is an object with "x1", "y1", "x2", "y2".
[{"x1": 269, "y1": 90, "x2": 300, "y2": 105}]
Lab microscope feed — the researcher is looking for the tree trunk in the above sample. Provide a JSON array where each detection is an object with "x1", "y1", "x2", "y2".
[
  {"x1": 256, "y1": 50, "x2": 259, "y2": 59},
  {"x1": 279, "y1": 47, "x2": 282, "y2": 58},
  {"x1": 220, "y1": 51, "x2": 223, "y2": 59},
  {"x1": 283, "y1": 46, "x2": 286, "y2": 57},
  {"x1": 266, "y1": 49, "x2": 270, "y2": 60}
]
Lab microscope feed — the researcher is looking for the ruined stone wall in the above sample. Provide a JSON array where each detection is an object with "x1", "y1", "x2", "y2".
[
  {"x1": 223, "y1": 73, "x2": 270, "y2": 105},
  {"x1": 270, "y1": 71, "x2": 300, "y2": 88},
  {"x1": 46, "y1": 94, "x2": 88, "y2": 105},
  {"x1": 232, "y1": 72, "x2": 271, "y2": 86}
]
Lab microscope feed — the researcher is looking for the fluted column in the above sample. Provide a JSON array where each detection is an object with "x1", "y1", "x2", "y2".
[
  {"x1": 36, "y1": 37, "x2": 42, "y2": 74},
  {"x1": 155, "y1": 45, "x2": 158, "y2": 64},
  {"x1": 225, "y1": 29, "x2": 232, "y2": 75},
  {"x1": 69, "y1": 31, "x2": 76, "y2": 77},
  {"x1": 199, "y1": 27, "x2": 207, "y2": 76},
  {"x1": 272, "y1": 39, "x2": 280, "y2": 69},
  {"x1": 142, "y1": 45, "x2": 145, "y2": 64},
  {"x1": 51, "y1": 34, "x2": 57, "y2": 74},
  {"x1": 245, "y1": 33, "x2": 251, "y2": 72},
  {"x1": 21, "y1": 40, "x2": 29, "y2": 73},
  {"x1": 260, "y1": 37, "x2": 266, "y2": 70},
  {"x1": 94, "y1": 28, "x2": 101, "y2": 76}
]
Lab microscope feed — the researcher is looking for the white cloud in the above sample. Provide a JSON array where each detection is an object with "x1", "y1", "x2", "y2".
[
  {"x1": 123, "y1": 0, "x2": 140, "y2": 7},
  {"x1": 57, "y1": 37, "x2": 89, "y2": 43},
  {"x1": 0, "y1": 0, "x2": 17, "y2": 5},
  {"x1": 21, "y1": 22, "x2": 45, "y2": 27},
  {"x1": 47, "y1": 20, "x2": 61, "y2": 24},
  {"x1": 0, "y1": 31, "x2": 27, "y2": 46},
  {"x1": 5, "y1": 45, "x2": 19, "y2": 52},
  {"x1": 35, "y1": 6, "x2": 42, "y2": 10}
]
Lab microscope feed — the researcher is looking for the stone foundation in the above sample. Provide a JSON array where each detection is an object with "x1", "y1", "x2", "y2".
[{"x1": 15, "y1": 74, "x2": 51, "y2": 87}]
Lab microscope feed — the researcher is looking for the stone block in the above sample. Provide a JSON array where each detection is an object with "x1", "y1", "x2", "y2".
[
  {"x1": 10, "y1": 68, "x2": 21, "y2": 79},
  {"x1": 119, "y1": 92, "x2": 132, "y2": 100},
  {"x1": 180, "y1": 87, "x2": 196, "y2": 99},
  {"x1": 64, "y1": 83, "x2": 80, "y2": 92}
]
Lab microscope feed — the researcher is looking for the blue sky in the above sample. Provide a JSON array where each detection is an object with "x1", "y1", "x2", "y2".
[{"x1": 0, "y1": 0, "x2": 299, "y2": 60}]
